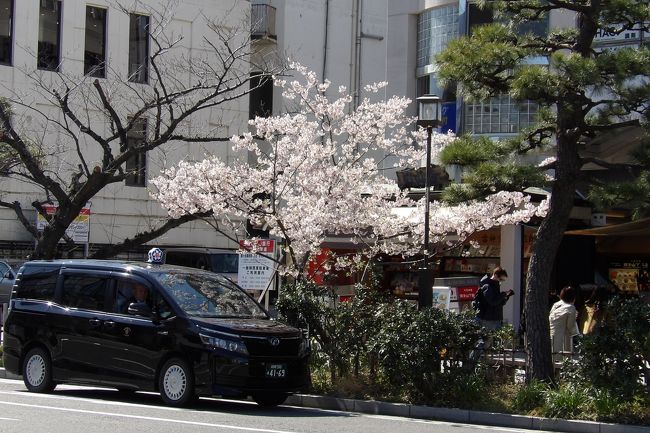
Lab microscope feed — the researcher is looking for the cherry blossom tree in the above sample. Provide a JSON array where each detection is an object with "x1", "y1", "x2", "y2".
[{"x1": 152, "y1": 63, "x2": 547, "y2": 279}]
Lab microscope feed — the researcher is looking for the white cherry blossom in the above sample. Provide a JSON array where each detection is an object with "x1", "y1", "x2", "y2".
[{"x1": 152, "y1": 64, "x2": 547, "y2": 277}]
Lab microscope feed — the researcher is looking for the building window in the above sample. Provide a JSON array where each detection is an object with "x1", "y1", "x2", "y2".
[
  {"x1": 84, "y1": 6, "x2": 106, "y2": 77},
  {"x1": 0, "y1": 0, "x2": 13, "y2": 65},
  {"x1": 468, "y1": 2, "x2": 548, "y2": 37},
  {"x1": 124, "y1": 118, "x2": 147, "y2": 187},
  {"x1": 128, "y1": 14, "x2": 149, "y2": 83},
  {"x1": 249, "y1": 74, "x2": 273, "y2": 119},
  {"x1": 417, "y1": 5, "x2": 459, "y2": 69},
  {"x1": 38, "y1": 0, "x2": 62, "y2": 71},
  {"x1": 416, "y1": 76, "x2": 430, "y2": 98},
  {"x1": 464, "y1": 95, "x2": 538, "y2": 135}
]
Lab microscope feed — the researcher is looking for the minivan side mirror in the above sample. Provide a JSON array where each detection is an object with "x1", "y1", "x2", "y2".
[
  {"x1": 4, "y1": 271, "x2": 14, "y2": 280},
  {"x1": 128, "y1": 302, "x2": 152, "y2": 317}
]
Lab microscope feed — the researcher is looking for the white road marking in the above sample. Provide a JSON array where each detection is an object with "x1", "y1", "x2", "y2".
[
  {"x1": 0, "y1": 400, "x2": 299, "y2": 433},
  {"x1": 0, "y1": 417, "x2": 19, "y2": 421}
]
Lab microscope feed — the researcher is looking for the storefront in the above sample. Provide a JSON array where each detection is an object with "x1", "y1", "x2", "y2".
[{"x1": 567, "y1": 217, "x2": 650, "y2": 303}]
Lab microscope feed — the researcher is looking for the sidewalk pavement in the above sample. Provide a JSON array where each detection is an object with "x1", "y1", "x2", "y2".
[{"x1": 0, "y1": 368, "x2": 647, "y2": 433}]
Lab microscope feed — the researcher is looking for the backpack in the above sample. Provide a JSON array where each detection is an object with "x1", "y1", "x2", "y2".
[{"x1": 472, "y1": 286, "x2": 484, "y2": 312}]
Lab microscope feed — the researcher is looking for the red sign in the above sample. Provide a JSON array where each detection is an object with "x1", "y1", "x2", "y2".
[
  {"x1": 307, "y1": 248, "x2": 331, "y2": 286},
  {"x1": 40, "y1": 205, "x2": 90, "y2": 216},
  {"x1": 239, "y1": 239, "x2": 275, "y2": 253},
  {"x1": 457, "y1": 286, "x2": 478, "y2": 301}
]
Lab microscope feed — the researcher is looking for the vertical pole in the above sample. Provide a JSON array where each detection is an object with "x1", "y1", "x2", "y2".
[
  {"x1": 418, "y1": 126, "x2": 433, "y2": 308},
  {"x1": 500, "y1": 224, "x2": 523, "y2": 329}
]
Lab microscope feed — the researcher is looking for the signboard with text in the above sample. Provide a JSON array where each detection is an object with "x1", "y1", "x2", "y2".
[
  {"x1": 431, "y1": 287, "x2": 452, "y2": 311},
  {"x1": 237, "y1": 239, "x2": 276, "y2": 291},
  {"x1": 36, "y1": 204, "x2": 91, "y2": 243}
]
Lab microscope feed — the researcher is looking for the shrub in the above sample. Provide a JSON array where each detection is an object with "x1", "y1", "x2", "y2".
[
  {"x1": 562, "y1": 298, "x2": 650, "y2": 398},
  {"x1": 370, "y1": 301, "x2": 483, "y2": 402},
  {"x1": 513, "y1": 380, "x2": 548, "y2": 412},
  {"x1": 590, "y1": 388, "x2": 624, "y2": 421},
  {"x1": 276, "y1": 280, "x2": 389, "y2": 382},
  {"x1": 542, "y1": 385, "x2": 589, "y2": 419},
  {"x1": 489, "y1": 323, "x2": 516, "y2": 351},
  {"x1": 277, "y1": 279, "x2": 484, "y2": 402}
]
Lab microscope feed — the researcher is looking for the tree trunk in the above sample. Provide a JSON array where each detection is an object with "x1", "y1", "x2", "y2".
[
  {"x1": 32, "y1": 202, "x2": 86, "y2": 259},
  {"x1": 525, "y1": 111, "x2": 582, "y2": 382}
]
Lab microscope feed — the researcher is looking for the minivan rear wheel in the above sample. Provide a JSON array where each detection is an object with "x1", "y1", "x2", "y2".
[
  {"x1": 252, "y1": 392, "x2": 288, "y2": 407},
  {"x1": 23, "y1": 347, "x2": 56, "y2": 393},
  {"x1": 159, "y1": 357, "x2": 195, "y2": 407}
]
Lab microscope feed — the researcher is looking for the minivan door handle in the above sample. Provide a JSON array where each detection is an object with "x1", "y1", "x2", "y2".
[
  {"x1": 88, "y1": 319, "x2": 102, "y2": 328},
  {"x1": 103, "y1": 320, "x2": 116, "y2": 330}
]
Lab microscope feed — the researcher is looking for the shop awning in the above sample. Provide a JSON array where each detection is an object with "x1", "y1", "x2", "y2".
[{"x1": 565, "y1": 217, "x2": 650, "y2": 237}]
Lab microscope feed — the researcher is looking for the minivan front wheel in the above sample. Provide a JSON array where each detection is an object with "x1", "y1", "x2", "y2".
[
  {"x1": 159, "y1": 358, "x2": 195, "y2": 406},
  {"x1": 23, "y1": 347, "x2": 56, "y2": 393}
]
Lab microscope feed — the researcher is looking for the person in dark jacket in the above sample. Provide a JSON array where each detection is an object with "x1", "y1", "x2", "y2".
[
  {"x1": 476, "y1": 267, "x2": 514, "y2": 328},
  {"x1": 469, "y1": 267, "x2": 514, "y2": 366}
]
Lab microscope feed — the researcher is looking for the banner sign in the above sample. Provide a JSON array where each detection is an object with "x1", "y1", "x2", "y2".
[
  {"x1": 238, "y1": 239, "x2": 276, "y2": 291},
  {"x1": 36, "y1": 204, "x2": 91, "y2": 243}
]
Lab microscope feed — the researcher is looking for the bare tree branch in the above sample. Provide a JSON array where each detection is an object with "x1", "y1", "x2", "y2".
[{"x1": 90, "y1": 211, "x2": 213, "y2": 259}]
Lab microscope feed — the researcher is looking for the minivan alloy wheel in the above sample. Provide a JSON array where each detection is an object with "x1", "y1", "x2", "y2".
[
  {"x1": 26, "y1": 354, "x2": 46, "y2": 387},
  {"x1": 158, "y1": 357, "x2": 195, "y2": 407},
  {"x1": 163, "y1": 365, "x2": 187, "y2": 400},
  {"x1": 22, "y1": 347, "x2": 56, "y2": 393}
]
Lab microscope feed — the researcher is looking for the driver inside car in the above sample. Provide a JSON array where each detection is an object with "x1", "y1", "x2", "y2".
[{"x1": 116, "y1": 283, "x2": 149, "y2": 314}]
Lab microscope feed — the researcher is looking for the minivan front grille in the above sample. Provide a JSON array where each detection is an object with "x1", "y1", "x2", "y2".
[{"x1": 241, "y1": 336, "x2": 301, "y2": 357}]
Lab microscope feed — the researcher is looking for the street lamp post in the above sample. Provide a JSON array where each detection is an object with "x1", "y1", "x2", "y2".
[{"x1": 416, "y1": 94, "x2": 441, "y2": 309}]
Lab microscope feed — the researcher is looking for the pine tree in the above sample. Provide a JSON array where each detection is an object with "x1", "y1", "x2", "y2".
[{"x1": 436, "y1": 0, "x2": 650, "y2": 381}]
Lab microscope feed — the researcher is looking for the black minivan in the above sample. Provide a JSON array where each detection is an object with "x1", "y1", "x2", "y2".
[{"x1": 3, "y1": 260, "x2": 309, "y2": 407}]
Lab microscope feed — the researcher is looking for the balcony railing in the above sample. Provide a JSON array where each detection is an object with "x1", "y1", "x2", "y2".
[{"x1": 251, "y1": 4, "x2": 277, "y2": 40}]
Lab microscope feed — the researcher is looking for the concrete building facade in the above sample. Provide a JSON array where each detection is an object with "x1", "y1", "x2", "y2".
[{"x1": 0, "y1": 0, "x2": 259, "y2": 260}]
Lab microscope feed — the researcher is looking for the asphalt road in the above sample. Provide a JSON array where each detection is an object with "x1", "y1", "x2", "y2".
[{"x1": 0, "y1": 378, "x2": 548, "y2": 433}]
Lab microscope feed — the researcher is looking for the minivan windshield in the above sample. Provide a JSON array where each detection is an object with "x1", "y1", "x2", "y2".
[{"x1": 152, "y1": 271, "x2": 267, "y2": 319}]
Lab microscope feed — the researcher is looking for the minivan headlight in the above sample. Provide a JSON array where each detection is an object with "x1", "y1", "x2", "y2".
[{"x1": 200, "y1": 333, "x2": 248, "y2": 356}]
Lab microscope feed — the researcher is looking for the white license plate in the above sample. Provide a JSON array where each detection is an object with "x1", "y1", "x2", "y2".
[{"x1": 265, "y1": 363, "x2": 287, "y2": 378}]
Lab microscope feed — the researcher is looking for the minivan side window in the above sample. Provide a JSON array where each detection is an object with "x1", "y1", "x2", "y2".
[
  {"x1": 15, "y1": 266, "x2": 59, "y2": 301},
  {"x1": 114, "y1": 279, "x2": 152, "y2": 315},
  {"x1": 113, "y1": 279, "x2": 175, "y2": 319},
  {"x1": 61, "y1": 275, "x2": 111, "y2": 312}
]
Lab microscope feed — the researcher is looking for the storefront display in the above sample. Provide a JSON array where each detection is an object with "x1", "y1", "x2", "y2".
[
  {"x1": 431, "y1": 287, "x2": 451, "y2": 310},
  {"x1": 608, "y1": 259, "x2": 650, "y2": 296}
]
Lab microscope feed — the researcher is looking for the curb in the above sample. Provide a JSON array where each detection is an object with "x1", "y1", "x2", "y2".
[
  {"x1": 0, "y1": 367, "x2": 21, "y2": 380},
  {"x1": 285, "y1": 394, "x2": 650, "y2": 433}
]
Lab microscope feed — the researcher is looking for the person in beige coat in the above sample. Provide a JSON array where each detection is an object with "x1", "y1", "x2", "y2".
[{"x1": 549, "y1": 286, "x2": 580, "y2": 361}]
